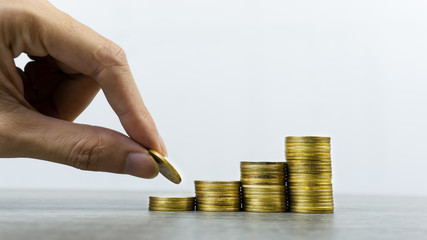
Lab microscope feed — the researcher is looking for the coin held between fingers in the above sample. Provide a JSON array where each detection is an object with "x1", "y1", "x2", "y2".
[{"x1": 148, "y1": 149, "x2": 182, "y2": 184}]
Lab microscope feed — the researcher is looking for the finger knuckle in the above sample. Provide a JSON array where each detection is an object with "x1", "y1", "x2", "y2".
[
  {"x1": 91, "y1": 41, "x2": 128, "y2": 79},
  {"x1": 67, "y1": 134, "x2": 105, "y2": 171},
  {"x1": 96, "y1": 41, "x2": 128, "y2": 67}
]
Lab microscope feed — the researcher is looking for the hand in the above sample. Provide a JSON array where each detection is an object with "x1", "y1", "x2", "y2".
[{"x1": 0, "y1": 0, "x2": 166, "y2": 179}]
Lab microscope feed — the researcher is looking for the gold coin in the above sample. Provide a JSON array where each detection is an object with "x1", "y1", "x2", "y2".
[
  {"x1": 286, "y1": 136, "x2": 330, "y2": 142},
  {"x1": 196, "y1": 197, "x2": 241, "y2": 202},
  {"x1": 287, "y1": 165, "x2": 331, "y2": 169},
  {"x1": 285, "y1": 144, "x2": 331, "y2": 148},
  {"x1": 288, "y1": 170, "x2": 331, "y2": 174},
  {"x1": 286, "y1": 160, "x2": 331, "y2": 163},
  {"x1": 288, "y1": 185, "x2": 332, "y2": 190},
  {"x1": 286, "y1": 146, "x2": 330, "y2": 150},
  {"x1": 242, "y1": 184, "x2": 285, "y2": 189},
  {"x1": 195, "y1": 180, "x2": 240, "y2": 185},
  {"x1": 245, "y1": 202, "x2": 288, "y2": 206},
  {"x1": 243, "y1": 192, "x2": 286, "y2": 196},
  {"x1": 195, "y1": 187, "x2": 240, "y2": 193},
  {"x1": 148, "y1": 149, "x2": 182, "y2": 184},
  {"x1": 195, "y1": 183, "x2": 240, "y2": 188},
  {"x1": 288, "y1": 172, "x2": 332, "y2": 177},
  {"x1": 196, "y1": 204, "x2": 240, "y2": 209},
  {"x1": 287, "y1": 177, "x2": 332, "y2": 182},
  {"x1": 149, "y1": 207, "x2": 194, "y2": 211},
  {"x1": 196, "y1": 207, "x2": 240, "y2": 212},
  {"x1": 288, "y1": 187, "x2": 333, "y2": 191},
  {"x1": 290, "y1": 209, "x2": 333, "y2": 214},
  {"x1": 245, "y1": 209, "x2": 287, "y2": 213},
  {"x1": 290, "y1": 202, "x2": 333, "y2": 205},
  {"x1": 149, "y1": 200, "x2": 195, "y2": 205},
  {"x1": 241, "y1": 173, "x2": 285, "y2": 177},
  {"x1": 290, "y1": 206, "x2": 334, "y2": 211},
  {"x1": 195, "y1": 193, "x2": 240, "y2": 198},
  {"x1": 241, "y1": 164, "x2": 286, "y2": 168},
  {"x1": 286, "y1": 145, "x2": 331, "y2": 149},
  {"x1": 240, "y1": 169, "x2": 285, "y2": 173},
  {"x1": 287, "y1": 156, "x2": 331, "y2": 159},
  {"x1": 149, "y1": 204, "x2": 194, "y2": 209},
  {"x1": 289, "y1": 171, "x2": 332, "y2": 174},
  {"x1": 288, "y1": 182, "x2": 332, "y2": 186},
  {"x1": 241, "y1": 179, "x2": 285, "y2": 184},
  {"x1": 244, "y1": 195, "x2": 286, "y2": 199},
  {"x1": 149, "y1": 205, "x2": 194, "y2": 210},
  {"x1": 287, "y1": 162, "x2": 331, "y2": 166},
  {"x1": 196, "y1": 202, "x2": 240, "y2": 207},
  {"x1": 287, "y1": 167, "x2": 331, "y2": 171},
  {"x1": 289, "y1": 194, "x2": 334, "y2": 198},
  {"x1": 244, "y1": 199, "x2": 286, "y2": 204},
  {"x1": 243, "y1": 191, "x2": 286, "y2": 195},
  {"x1": 289, "y1": 201, "x2": 333, "y2": 205},
  {"x1": 286, "y1": 159, "x2": 331, "y2": 163},
  {"x1": 242, "y1": 190, "x2": 285, "y2": 194},
  {"x1": 244, "y1": 207, "x2": 287, "y2": 213},
  {"x1": 195, "y1": 186, "x2": 240, "y2": 191},
  {"x1": 243, "y1": 194, "x2": 285, "y2": 199},
  {"x1": 244, "y1": 204, "x2": 287, "y2": 209},
  {"x1": 289, "y1": 197, "x2": 333, "y2": 201},
  {"x1": 288, "y1": 181, "x2": 332, "y2": 185},
  {"x1": 195, "y1": 192, "x2": 239, "y2": 196},
  {"x1": 241, "y1": 161, "x2": 286, "y2": 166},
  {"x1": 286, "y1": 152, "x2": 331, "y2": 156},
  {"x1": 149, "y1": 196, "x2": 195, "y2": 201},
  {"x1": 288, "y1": 192, "x2": 333, "y2": 196},
  {"x1": 289, "y1": 200, "x2": 333, "y2": 205},
  {"x1": 242, "y1": 189, "x2": 286, "y2": 193},
  {"x1": 286, "y1": 155, "x2": 331, "y2": 159}
]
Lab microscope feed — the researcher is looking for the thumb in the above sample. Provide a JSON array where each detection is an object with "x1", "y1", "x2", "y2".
[{"x1": 7, "y1": 109, "x2": 159, "y2": 179}]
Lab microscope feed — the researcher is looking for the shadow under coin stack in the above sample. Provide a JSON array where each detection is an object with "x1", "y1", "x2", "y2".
[
  {"x1": 148, "y1": 197, "x2": 195, "y2": 211},
  {"x1": 194, "y1": 181, "x2": 241, "y2": 212},
  {"x1": 285, "y1": 136, "x2": 334, "y2": 213},
  {"x1": 240, "y1": 162, "x2": 287, "y2": 212}
]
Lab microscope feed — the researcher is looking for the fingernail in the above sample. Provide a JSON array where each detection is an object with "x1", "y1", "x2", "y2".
[
  {"x1": 125, "y1": 152, "x2": 159, "y2": 178},
  {"x1": 159, "y1": 135, "x2": 168, "y2": 157}
]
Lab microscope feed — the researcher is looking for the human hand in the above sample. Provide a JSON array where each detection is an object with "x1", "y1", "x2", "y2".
[{"x1": 0, "y1": 0, "x2": 166, "y2": 178}]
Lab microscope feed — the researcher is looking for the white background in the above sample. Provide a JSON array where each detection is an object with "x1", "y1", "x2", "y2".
[{"x1": 3, "y1": 0, "x2": 427, "y2": 196}]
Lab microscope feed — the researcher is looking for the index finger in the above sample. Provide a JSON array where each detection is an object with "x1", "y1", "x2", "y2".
[{"x1": 26, "y1": 2, "x2": 166, "y2": 154}]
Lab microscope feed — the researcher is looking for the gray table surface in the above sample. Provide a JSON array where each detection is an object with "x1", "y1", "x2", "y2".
[{"x1": 0, "y1": 190, "x2": 425, "y2": 240}]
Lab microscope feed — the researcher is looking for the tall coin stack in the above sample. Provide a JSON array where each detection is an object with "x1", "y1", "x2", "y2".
[
  {"x1": 240, "y1": 162, "x2": 287, "y2": 212},
  {"x1": 285, "y1": 136, "x2": 334, "y2": 213},
  {"x1": 194, "y1": 181, "x2": 241, "y2": 212},
  {"x1": 149, "y1": 197, "x2": 195, "y2": 211}
]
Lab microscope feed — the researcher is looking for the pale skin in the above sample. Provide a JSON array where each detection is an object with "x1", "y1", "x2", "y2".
[{"x1": 0, "y1": 0, "x2": 167, "y2": 178}]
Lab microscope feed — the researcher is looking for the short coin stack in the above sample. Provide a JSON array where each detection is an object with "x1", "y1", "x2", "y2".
[
  {"x1": 149, "y1": 196, "x2": 195, "y2": 211},
  {"x1": 285, "y1": 136, "x2": 334, "y2": 213},
  {"x1": 194, "y1": 181, "x2": 241, "y2": 212},
  {"x1": 240, "y1": 162, "x2": 287, "y2": 212}
]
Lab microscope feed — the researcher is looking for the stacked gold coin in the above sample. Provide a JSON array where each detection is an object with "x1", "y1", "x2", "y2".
[
  {"x1": 149, "y1": 196, "x2": 195, "y2": 211},
  {"x1": 194, "y1": 181, "x2": 241, "y2": 212},
  {"x1": 240, "y1": 162, "x2": 287, "y2": 212},
  {"x1": 285, "y1": 136, "x2": 334, "y2": 213}
]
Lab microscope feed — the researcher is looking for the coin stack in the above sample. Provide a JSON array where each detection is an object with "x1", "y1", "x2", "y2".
[
  {"x1": 149, "y1": 196, "x2": 195, "y2": 211},
  {"x1": 194, "y1": 181, "x2": 241, "y2": 212},
  {"x1": 240, "y1": 162, "x2": 287, "y2": 212},
  {"x1": 285, "y1": 136, "x2": 334, "y2": 213}
]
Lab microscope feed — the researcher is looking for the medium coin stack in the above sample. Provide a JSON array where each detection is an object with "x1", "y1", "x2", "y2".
[
  {"x1": 194, "y1": 181, "x2": 241, "y2": 212},
  {"x1": 240, "y1": 162, "x2": 287, "y2": 212},
  {"x1": 149, "y1": 196, "x2": 195, "y2": 211},
  {"x1": 285, "y1": 136, "x2": 334, "y2": 213}
]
